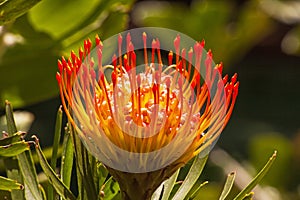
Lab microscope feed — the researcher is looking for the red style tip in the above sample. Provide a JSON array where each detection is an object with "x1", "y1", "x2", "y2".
[
  {"x1": 126, "y1": 33, "x2": 131, "y2": 47},
  {"x1": 200, "y1": 39, "x2": 205, "y2": 47},
  {"x1": 118, "y1": 34, "x2": 123, "y2": 45},
  {"x1": 58, "y1": 60, "x2": 63, "y2": 72},
  {"x1": 123, "y1": 54, "x2": 130, "y2": 72},
  {"x1": 61, "y1": 56, "x2": 67, "y2": 68},
  {"x1": 143, "y1": 32, "x2": 147, "y2": 43},
  {"x1": 84, "y1": 39, "x2": 92, "y2": 53},
  {"x1": 131, "y1": 51, "x2": 136, "y2": 67},
  {"x1": 216, "y1": 63, "x2": 223, "y2": 75},
  {"x1": 66, "y1": 66, "x2": 72, "y2": 76},
  {"x1": 152, "y1": 39, "x2": 157, "y2": 49},
  {"x1": 67, "y1": 58, "x2": 73, "y2": 69},
  {"x1": 181, "y1": 48, "x2": 186, "y2": 59},
  {"x1": 207, "y1": 50, "x2": 213, "y2": 58},
  {"x1": 231, "y1": 73, "x2": 238, "y2": 84},
  {"x1": 168, "y1": 51, "x2": 173, "y2": 66},
  {"x1": 188, "y1": 47, "x2": 193, "y2": 58},
  {"x1": 71, "y1": 51, "x2": 77, "y2": 64},
  {"x1": 87, "y1": 39, "x2": 92, "y2": 50},
  {"x1": 223, "y1": 74, "x2": 229, "y2": 84},
  {"x1": 233, "y1": 82, "x2": 239, "y2": 97},
  {"x1": 174, "y1": 34, "x2": 180, "y2": 50},
  {"x1": 156, "y1": 39, "x2": 160, "y2": 49},
  {"x1": 56, "y1": 72, "x2": 61, "y2": 84},
  {"x1": 95, "y1": 34, "x2": 101, "y2": 46},
  {"x1": 112, "y1": 54, "x2": 117, "y2": 69},
  {"x1": 128, "y1": 42, "x2": 134, "y2": 52},
  {"x1": 79, "y1": 47, "x2": 84, "y2": 60}
]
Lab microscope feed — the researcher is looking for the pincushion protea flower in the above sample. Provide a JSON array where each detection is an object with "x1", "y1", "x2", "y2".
[{"x1": 56, "y1": 29, "x2": 238, "y2": 200}]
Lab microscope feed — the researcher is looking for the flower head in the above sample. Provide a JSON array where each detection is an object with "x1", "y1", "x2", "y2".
[
  {"x1": 56, "y1": 28, "x2": 238, "y2": 199},
  {"x1": 56, "y1": 29, "x2": 239, "y2": 199},
  {"x1": 57, "y1": 28, "x2": 238, "y2": 173}
]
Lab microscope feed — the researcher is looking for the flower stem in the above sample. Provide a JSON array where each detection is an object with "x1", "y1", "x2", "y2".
[{"x1": 107, "y1": 166, "x2": 179, "y2": 200}]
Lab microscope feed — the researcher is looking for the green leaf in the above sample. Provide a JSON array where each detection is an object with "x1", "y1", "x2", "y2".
[
  {"x1": 60, "y1": 127, "x2": 74, "y2": 189},
  {"x1": 28, "y1": 0, "x2": 134, "y2": 45},
  {"x1": 0, "y1": 17, "x2": 59, "y2": 108},
  {"x1": 0, "y1": 0, "x2": 41, "y2": 25},
  {"x1": 0, "y1": 141, "x2": 30, "y2": 157},
  {"x1": 69, "y1": 126, "x2": 99, "y2": 200},
  {"x1": 151, "y1": 183, "x2": 163, "y2": 200},
  {"x1": 4, "y1": 101, "x2": 44, "y2": 199},
  {"x1": 101, "y1": 177, "x2": 120, "y2": 200},
  {"x1": 242, "y1": 192, "x2": 254, "y2": 200},
  {"x1": 188, "y1": 181, "x2": 209, "y2": 200},
  {"x1": 5, "y1": 101, "x2": 18, "y2": 134},
  {"x1": 160, "y1": 169, "x2": 180, "y2": 200},
  {"x1": 60, "y1": 0, "x2": 135, "y2": 53},
  {"x1": 233, "y1": 151, "x2": 277, "y2": 200},
  {"x1": 4, "y1": 101, "x2": 25, "y2": 200},
  {"x1": 219, "y1": 172, "x2": 236, "y2": 200},
  {"x1": 98, "y1": 163, "x2": 108, "y2": 188},
  {"x1": 48, "y1": 106, "x2": 63, "y2": 200},
  {"x1": 28, "y1": 0, "x2": 102, "y2": 39},
  {"x1": 151, "y1": 169, "x2": 179, "y2": 200},
  {"x1": 62, "y1": 9, "x2": 130, "y2": 54},
  {"x1": 172, "y1": 155, "x2": 208, "y2": 200},
  {"x1": 50, "y1": 107, "x2": 63, "y2": 168},
  {"x1": 33, "y1": 135, "x2": 76, "y2": 200},
  {"x1": 0, "y1": 175, "x2": 23, "y2": 191},
  {"x1": 30, "y1": 145, "x2": 63, "y2": 167},
  {"x1": 7, "y1": 102, "x2": 43, "y2": 200},
  {"x1": 18, "y1": 144, "x2": 44, "y2": 200},
  {"x1": 0, "y1": 131, "x2": 25, "y2": 146}
]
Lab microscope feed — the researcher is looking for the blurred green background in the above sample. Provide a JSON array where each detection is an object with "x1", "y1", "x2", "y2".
[{"x1": 0, "y1": 0, "x2": 299, "y2": 199}]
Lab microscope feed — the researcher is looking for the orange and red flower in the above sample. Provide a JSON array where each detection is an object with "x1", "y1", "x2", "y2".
[{"x1": 56, "y1": 30, "x2": 239, "y2": 199}]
